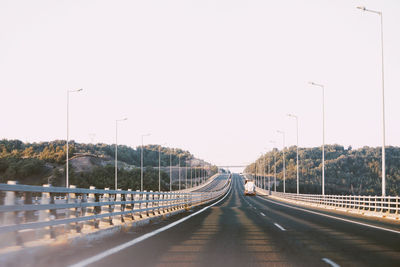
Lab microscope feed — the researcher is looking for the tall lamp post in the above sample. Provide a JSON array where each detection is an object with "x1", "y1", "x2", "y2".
[
  {"x1": 169, "y1": 149, "x2": 172, "y2": 191},
  {"x1": 141, "y1": 133, "x2": 151, "y2": 191},
  {"x1": 178, "y1": 155, "x2": 181, "y2": 190},
  {"x1": 115, "y1": 118, "x2": 127, "y2": 190},
  {"x1": 287, "y1": 114, "x2": 299, "y2": 194},
  {"x1": 357, "y1": 6, "x2": 386, "y2": 197},
  {"x1": 277, "y1": 130, "x2": 286, "y2": 193},
  {"x1": 185, "y1": 160, "x2": 188, "y2": 189},
  {"x1": 264, "y1": 147, "x2": 270, "y2": 191},
  {"x1": 262, "y1": 152, "x2": 266, "y2": 189},
  {"x1": 190, "y1": 161, "x2": 193, "y2": 188},
  {"x1": 309, "y1": 81, "x2": 325, "y2": 195},
  {"x1": 66, "y1": 88, "x2": 83, "y2": 188},
  {"x1": 269, "y1": 140, "x2": 277, "y2": 192},
  {"x1": 158, "y1": 143, "x2": 167, "y2": 192}
]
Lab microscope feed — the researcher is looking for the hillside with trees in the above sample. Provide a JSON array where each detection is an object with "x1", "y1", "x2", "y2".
[
  {"x1": 0, "y1": 139, "x2": 217, "y2": 190},
  {"x1": 244, "y1": 145, "x2": 400, "y2": 196}
]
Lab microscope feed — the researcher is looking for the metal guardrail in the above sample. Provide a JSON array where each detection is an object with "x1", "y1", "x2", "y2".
[
  {"x1": 244, "y1": 173, "x2": 400, "y2": 218},
  {"x1": 0, "y1": 177, "x2": 231, "y2": 248},
  {"x1": 252, "y1": 185, "x2": 399, "y2": 219},
  {"x1": 269, "y1": 191, "x2": 400, "y2": 215}
]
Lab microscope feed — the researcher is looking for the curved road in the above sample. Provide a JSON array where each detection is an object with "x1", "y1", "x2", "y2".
[{"x1": 36, "y1": 174, "x2": 399, "y2": 267}]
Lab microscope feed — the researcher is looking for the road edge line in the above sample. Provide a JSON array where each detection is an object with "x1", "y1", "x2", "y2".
[{"x1": 257, "y1": 196, "x2": 400, "y2": 235}]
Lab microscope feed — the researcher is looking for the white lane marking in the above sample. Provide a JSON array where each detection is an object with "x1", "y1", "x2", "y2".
[
  {"x1": 322, "y1": 258, "x2": 340, "y2": 267},
  {"x1": 69, "y1": 182, "x2": 233, "y2": 267},
  {"x1": 257, "y1": 196, "x2": 400, "y2": 235},
  {"x1": 260, "y1": 212, "x2": 266, "y2": 217},
  {"x1": 274, "y1": 222, "x2": 286, "y2": 231}
]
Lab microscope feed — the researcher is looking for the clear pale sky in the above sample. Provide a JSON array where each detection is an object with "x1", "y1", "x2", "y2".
[{"x1": 1, "y1": 0, "x2": 399, "y2": 170}]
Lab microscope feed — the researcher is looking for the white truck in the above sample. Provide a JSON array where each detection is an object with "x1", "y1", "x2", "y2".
[{"x1": 244, "y1": 180, "x2": 256, "y2": 196}]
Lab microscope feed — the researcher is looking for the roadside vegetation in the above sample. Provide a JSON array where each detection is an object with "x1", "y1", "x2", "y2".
[
  {"x1": 0, "y1": 139, "x2": 217, "y2": 191},
  {"x1": 245, "y1": 145, "x2": 400, "y2": 196}
]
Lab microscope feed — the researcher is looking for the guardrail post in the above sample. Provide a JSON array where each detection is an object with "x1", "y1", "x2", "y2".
[
  {"x1": 84, "y1": 186, "x2": 98, "y2": 230},
  {"x1": 171, "y1": 192, "x2": 175, "y2": 211},
  {"x1": 115, "y1": 189, "x2": 124, "y2": 224},
  {"x1": 134, "y1": 190, "x2": 142, "y2": 219},
  {"x1": 143, "y1": 190, "x2": 149, "y2": 217},
  {"x1": 167, "y1": 193, "x2": 172, "y2": 212},
  {"x1": 1, "y1": 181, "x2": 22, "y2": 247},
  {"x1": 172, "y1": 192, "x2": 176, "y2": 211},
  {"x1": 395, "y1": 197, "x2": 399, "y2": 216},
  {"x1": 159, "y1": 192, "x2": 164, "y2": 214},
  {"x1": 368, "y1": 196, "x2": 371, "y2": 211},
  {"x1": 154, "y1": 191, "x2": 161, "y2": 215},
  {"x1": 37, "y1": 184, "x2": 55, "y2": 240},
  {"x1": 125, "y1": 189, "x2": 134, "y2": 221},
  {"x1": 385, "y1": 197, "x2": 390, "y2": 215},
  {"x1": 67, "y1": 185, "x2": 81, "y2": 233},
  {"x1": 149, "y1": 190, "x2": 155, "y2": 216},
  {"x1": 100, "y1": 188, "x2": 113, "y2": 228},
  {"x1": 24, "y1": 189, "x2": 34, "y2": 223}
]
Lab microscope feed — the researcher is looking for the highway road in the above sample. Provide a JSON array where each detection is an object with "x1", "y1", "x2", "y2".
[
  {"x1": 35, "y1": 174, "x2": 399, "y2": 267},
  {"x1": 193, "y1": 174, "x2": 229, "y2": 192}
]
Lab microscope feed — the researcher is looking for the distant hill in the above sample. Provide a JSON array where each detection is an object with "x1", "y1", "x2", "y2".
[
  {"x1": 0, "y1": 139, "x2": 216, "y2": 190},
  {"x1": 245, "y1": 145, "x2": 400, "y2": 196}
]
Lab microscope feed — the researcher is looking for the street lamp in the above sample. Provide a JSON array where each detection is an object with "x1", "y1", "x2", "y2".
[
  {"x1": 261, "y1": 152, "x2": 266, "y2": 190},
  {"x1": 264, "y1": 147, "x2": 270, "y2": 191},
  {"x1": 185, "y1": 160, "x2": 188, "y2": 189},
  {"x1": 169, "y1": 149, "x2": 172, "y2": 191},
  {"x1": 277, "y1": 130, "x2": 286, "y2": 193},
  {"x1": 269, "y1": 140, "x2": 277, "y2": 192},
  {"x1": 287, "y1": 113, "x2": 299, "y2": 194},
  {"x1": 178, "y1": 155, "x2": 181, "y2": 190},
  {"x1": 66, "y1": 88, "x2": 83, "y2": 188},
  {"x1": 141, "y1": 133, "x2": 151, "y2": 191},
  {"x1": 190, "y1": 160, "x2": 193, "y2": 188},
  {"x1": 357, "y1": 6, "x2": 386, "y2": 197},
  {"x1": 115, "y1": 118, "x2": 127, "y2": 190},
  {"x1": 158, "y1": 143, "x2": 167, "y2": 192},
  {"x1": 309, "y1": 81, "x2": 325, "y2": 195}
]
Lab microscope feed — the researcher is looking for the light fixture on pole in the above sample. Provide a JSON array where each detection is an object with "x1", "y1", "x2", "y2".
[
  {"x1": 141, "y1": 133, "x2": 151, "y2": 191},
  {"x1": 287, "y1": 113, "x2": 299, "y2": 194},
  {"x1": 309, "y1": 81, "x2": 325, "y2": 195},
  {"x1": 269, "y1": 140, "x2": 277, "y2": 192},
  {"x1": 264, "y1": 147, "x2": 270, "y2": 191},
  {"x1": 261, "y1": 152, "x2": 266, "y2": 190},
  {"x1": 357, "y1": 6, "x2": 386, "y2": 197},
  {"x1": 276, "y1": 130, "x2": 286, "y2": 193},
  {"x1": 66, "y1": 88, "x2": 83, "y2": 188},
  {"x1": 178, "y1": 155, "x2": 181, "y2": 190},
  {"x1": 169, "y1": 149, "x2": 172, "y2": 191},
  {"x1": 158, "y1": 143, "x2": 167, "y2": 192},
  {"x1": 115, "y1": 117, "x2": 127, "y2": 190},
  {"x1": 185, "y1": 160, "x2": 188, "y2": 189}
]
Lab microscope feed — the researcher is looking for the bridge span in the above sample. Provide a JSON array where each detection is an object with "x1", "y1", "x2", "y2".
[{"x1": 14, "y1": 174, "x2": 399, "y2": 267}]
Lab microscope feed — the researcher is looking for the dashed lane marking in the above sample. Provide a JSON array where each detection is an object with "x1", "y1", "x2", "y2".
[
  {"x1": 322, "y1": 258, "x2": 340, "y2": 267},
  {"x1": 274, "y1": 223, "x2": 286, "y2": 231}
]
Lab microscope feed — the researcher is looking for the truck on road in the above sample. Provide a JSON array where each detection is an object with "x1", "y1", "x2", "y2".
[{"x1": 244, "y1": 180, "x2": 256, "y2": 196}]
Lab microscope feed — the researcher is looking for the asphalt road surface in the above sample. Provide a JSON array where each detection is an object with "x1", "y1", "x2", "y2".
[{"x1": 35, "y1": 174, "x2": 399, "y2": 267}]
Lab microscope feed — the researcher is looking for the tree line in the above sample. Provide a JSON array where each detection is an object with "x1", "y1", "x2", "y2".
[
  {"x1": 244, "y1": 145, "x2": 400, "y2": 196},
  {"x1": 0, "y1": 139, "x2": 216, "y2": 190}
]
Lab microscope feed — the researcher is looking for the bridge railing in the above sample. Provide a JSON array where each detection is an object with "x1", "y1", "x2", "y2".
[
  {"x1": 270, "y1": 191, "x2": 399, "y2": 213},
  {"x1": 0, "y1": 177, "x2": 231, "y2": 248},
  {"x1": 257, "y1": 189, "x2": 400, "y2": 219}
]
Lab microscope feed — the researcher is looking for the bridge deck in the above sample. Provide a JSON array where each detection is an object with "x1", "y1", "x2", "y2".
[{"x1": 14, "y1": 174, "x2": 400, "y2": 267}]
